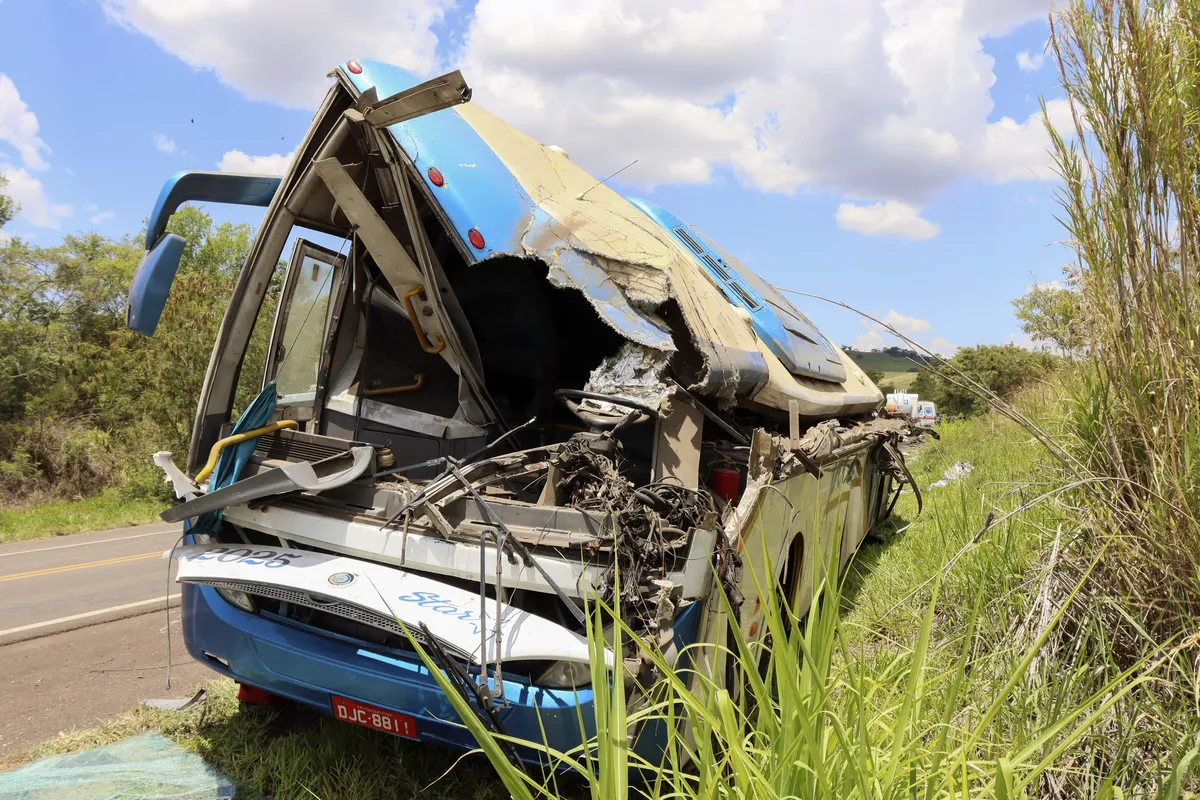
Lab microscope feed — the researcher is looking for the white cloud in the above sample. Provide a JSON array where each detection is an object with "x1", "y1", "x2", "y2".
[
  {"x1": 0, "y1": 165, "x2": 72, "y2": 228},
  {"x1": 153, "y1": 132, "x2": 176, "y2": 153},
  {"x1": 929, "y1": 336, "x2": 959, "y2": 356},
  {"x1": 216, "y1": 149, "x2": 295, "y2": 176},
  {"x1": 0, "y1": 231, "x2": 11, "y2": 245},
  {"x1": 1016, "y1": 49, "x2": 1045, "y2": 71},
  {"x1": 101, "y1": 0, "x2": 451, "y2": 109},
  {"x1": 882, "y1": 309, "x2": 932, "y2": 335},
  {"x1": 853, "y1": 328, "x2": 886, "y2": 351},
  {"x1": 980, "y1": 98, "x2": 1073, "y2": 183},
  {"x1": 90, "y1": 209, "x2": 115, "y2": 224},
  {"x1": 0, "y1": 74, "x2": 50, "y2": 170},
  {"x1": 1026, "y1": 279, "x2": 1064, "y2": 292},
  {"x1": 835, "y1": 200, "x2": 939, "y2": 240},
  {"x1": 0, "y1": 74, "x2": 72, "y2": 230},
  {"x1": 104, "y1": 0, "x2": 1066, "y2": 210},
  {"x1": 458, "y1": 0, "x2": 1063, "y2": 200},
  {"x1": 854, "y1": 308, "x2": 951, "y2": 354}
]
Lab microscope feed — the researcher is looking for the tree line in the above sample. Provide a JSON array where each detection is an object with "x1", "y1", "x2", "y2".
[{"x1": 0, "y1": 174, "x2": 272, "y2": 500}]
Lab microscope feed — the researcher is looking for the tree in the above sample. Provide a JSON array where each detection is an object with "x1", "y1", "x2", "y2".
[
  {"x1": 910, "y1": 345, "x2": 1058, "y2": 417},
  {"x1": 0, "y1": 205, "x2": 259, "y2": 496},
  {"x1": 0, "y1": 174, "x2": 15, "y2": 231},
  {"x1": 91, "y1": 207, "x2": 256, "y2": 450},
  {"x1": 1011, "y1": 282, "x2": 1086, "y2": 355}
]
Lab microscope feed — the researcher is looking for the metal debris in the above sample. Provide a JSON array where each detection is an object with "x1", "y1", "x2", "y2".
[
  {"x1": 555, "y1": 434, "x2": 632, "y2": 509},
  {"x1": 765, "y1": 416, "x2": 911, "y2": 479},
  {"x1": 143, "y1": 688, "x2": 208, "y2": 713},
  {"x1": 583, "y1": 342, "x2": 673, "y2": 412}
]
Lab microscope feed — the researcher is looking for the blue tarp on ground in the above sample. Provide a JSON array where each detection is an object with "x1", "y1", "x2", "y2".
[{"x1": 0, "y1": 732, "x2": 239, "y2": 799}]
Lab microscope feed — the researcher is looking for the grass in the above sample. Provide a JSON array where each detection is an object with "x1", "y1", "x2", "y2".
[
  {"x1": 879, "y1": 370, "x2": 920, "y2": 391},
  {"x1": 0, "y1": 489, "x2": 168, "y2": 543},
  {"x1": 841, "y1": 382, "x2": 1062, "y2": 637},
  {"x1": 1049, "y1": 0, "x2": 1200, "y2": 630},
  {"x1": 843, "y1": 349, "x2": 928, "y2": 373}
]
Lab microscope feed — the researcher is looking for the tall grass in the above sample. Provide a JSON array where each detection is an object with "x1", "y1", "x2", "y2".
[{"x1": 1049, "y1": 0, "x2": 1200, "y2": 631}]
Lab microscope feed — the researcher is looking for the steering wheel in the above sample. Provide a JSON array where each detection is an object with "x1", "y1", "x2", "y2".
[{"x1": 554, "y1": 389, "x2": 658, "y2": 431}]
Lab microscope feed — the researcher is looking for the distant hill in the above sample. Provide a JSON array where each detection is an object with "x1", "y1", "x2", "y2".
[
  {"x1": 840, "y1": 346, "x2": 931, "y2": 374},
  {"x1": 881, "y1": 370, "x2": 920, "y2": 391}
]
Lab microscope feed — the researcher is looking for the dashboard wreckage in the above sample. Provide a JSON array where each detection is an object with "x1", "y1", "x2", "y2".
[{"x1": 129, "y1": 60, "x2": 916, "y2": 764}]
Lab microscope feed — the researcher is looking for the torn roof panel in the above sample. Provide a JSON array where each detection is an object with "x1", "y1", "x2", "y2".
[
  {"x1": 628, "y1": 198, "x2": 847, "y2": 385},
  {"x1": 339, "y1": 61, "x2": 881, "y2": 417},
  {"x1": 527, "y1": 207, "x2": 675, "y2": 350}
]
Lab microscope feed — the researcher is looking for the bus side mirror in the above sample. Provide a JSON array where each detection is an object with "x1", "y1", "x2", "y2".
[{"x1": 127, "y1": 233, "x2": 186, "y2": 336}]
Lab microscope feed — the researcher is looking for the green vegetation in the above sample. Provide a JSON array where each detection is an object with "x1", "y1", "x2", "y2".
[
  {"x1": 0, "y1": 490, "x2": 167, "y2": 543},
  {"x1": 911, "y1": 344, "x2": 1059, "y2": 417},
  {"x1": 0, "y1": 201, "x2": 274, "y2": 533},
  {"x1": 1011, "y1": 281, "x2": 1085, "y2": 356},
  {"x1": 1048, "y1": 0, "x2": 1200, "y2": 637},
  {"x1": 864, "y1": 368, "x2": 920, "y2": 394},
  {"x1": 880, "y1": 370, "x2": 918, "y2": 391},
  {"x1": 842, "y1": 346, "x2": 928, "y2": 374}
]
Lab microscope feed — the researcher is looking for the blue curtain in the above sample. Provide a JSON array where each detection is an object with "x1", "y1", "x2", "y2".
[{"x1": 191, "y1": 381, "x2": 278, "y2": 535}]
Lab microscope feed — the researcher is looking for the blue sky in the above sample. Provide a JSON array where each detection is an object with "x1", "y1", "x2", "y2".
[{"x1": 0, "y1": 0, "x2": 1069, "y2": 354}]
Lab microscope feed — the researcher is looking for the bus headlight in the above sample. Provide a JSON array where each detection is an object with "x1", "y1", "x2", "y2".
[
  {"x1": 535, "y1": 660, "x2": 593, "y2": 689},
  {"x1": 217, "y1": 587, "x2": 257, "y2": 613}
]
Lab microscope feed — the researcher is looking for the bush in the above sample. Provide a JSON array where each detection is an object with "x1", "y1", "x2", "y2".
[
  {"x1": 0, "y1": 448, "x2": 41, "y2": 489},
  {"x1": 0, "y1": 206, "x2": 255, "y2": 502},
  {"x1": 911, "y1": 345, "x2": 1059, "y2": 417}
]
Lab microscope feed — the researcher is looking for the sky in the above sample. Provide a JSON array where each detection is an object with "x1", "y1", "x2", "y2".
[{"x1": 0, "y1": 0, "x2": 1072, "y2": 355}]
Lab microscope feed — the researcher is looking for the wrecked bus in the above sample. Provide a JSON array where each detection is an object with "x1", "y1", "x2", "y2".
[{"x1": 128, "y1": 61, "x2": 914, "y2": 762}]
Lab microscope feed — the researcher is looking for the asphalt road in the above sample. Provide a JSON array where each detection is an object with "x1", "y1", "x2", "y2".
[
  {"x1": 0, "y1": 523, "x2": 185, "y2": 641},
  {"x1": 0, "y1": 524, "x2": 216, "y2": 759}
]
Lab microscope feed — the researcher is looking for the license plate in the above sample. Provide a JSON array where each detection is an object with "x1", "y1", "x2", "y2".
[{"x1": 331, "y1": 695, "x2": 418, "y2": 739}]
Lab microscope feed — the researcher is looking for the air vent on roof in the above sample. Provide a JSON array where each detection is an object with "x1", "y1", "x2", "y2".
[
  {"x1": 672, "y1": 227, "x2": 706, "y2": 255},
  {"x1": 728, "y1": 282, "x2": 761, "y2": 310},
  {"x1": 627, "y1": 196, "x2": 849, "y2": 385},
  {"x1": 701, "y1": 253, "x2": 732, "y2": 282}
]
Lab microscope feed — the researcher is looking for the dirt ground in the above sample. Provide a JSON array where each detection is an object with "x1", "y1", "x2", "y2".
[{"x1": 0, "y1": 608, "x2": 213, "y2": 762}]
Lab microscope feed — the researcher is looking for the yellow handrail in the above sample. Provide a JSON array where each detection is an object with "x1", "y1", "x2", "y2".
[
  {"x1": 403, "y1": 286, "x2": 445, "y2": 354},
  {"x1": 194, "y1": 419, "x2": 299, "y2": 483},
  {"x1": 363, "y1": 374, "x2": 425, "y2": 396}
]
